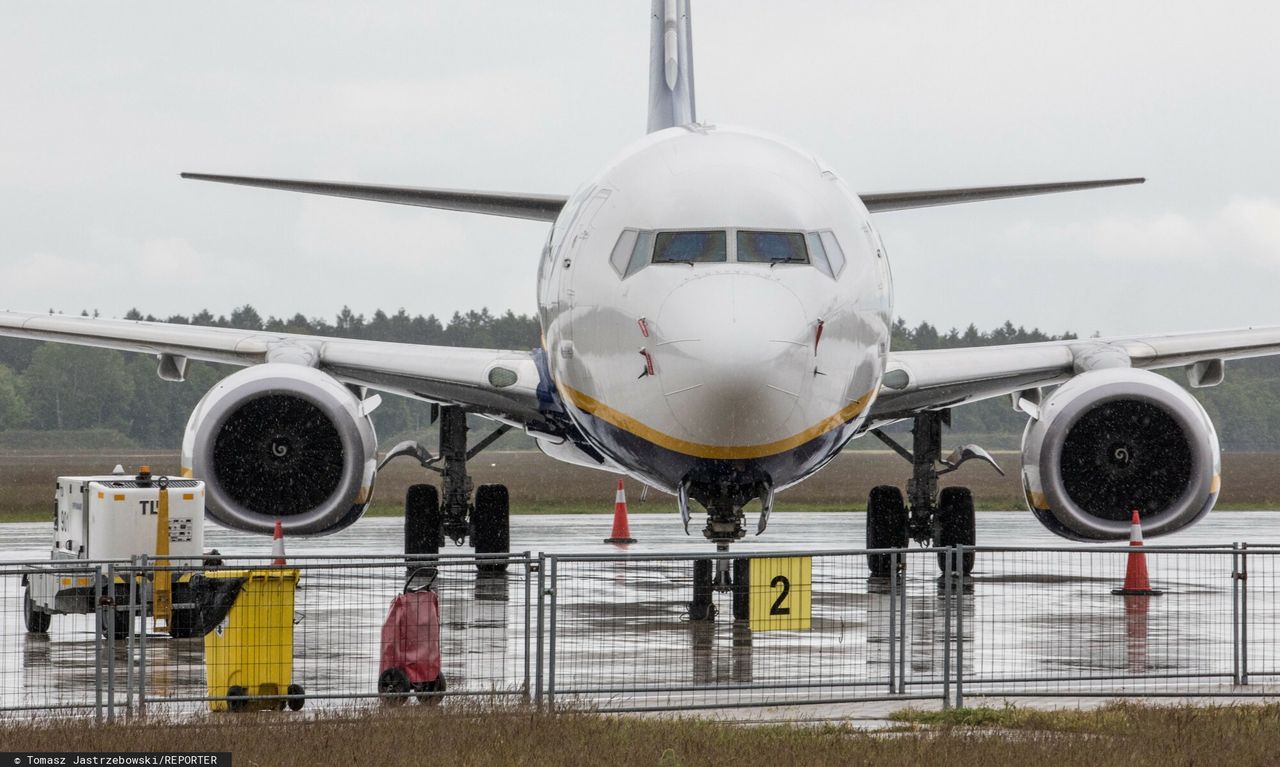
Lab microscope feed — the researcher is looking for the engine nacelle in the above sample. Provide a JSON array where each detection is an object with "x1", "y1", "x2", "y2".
[
  {"x1": 181, "y1": 364, "x2": 378, "y2": 536},
  {"x1": 1021, "y1": 367, "x2": 1220, "y2": 540}
]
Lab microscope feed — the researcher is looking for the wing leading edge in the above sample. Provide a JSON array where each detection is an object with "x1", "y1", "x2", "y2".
[
  {"x1": 181, "y1": 172, "x2": 1144, "y2": 222},
  {"x1": 861, "y1": 177, "x2": 1145, "y2": 213},
  {"x1": 180, "y1": 173, "x2": 568, "y2": 222},
  {"x1": 0, "y1": 310, "x2": 546, "y2": 427},
  {"x1": 869, "y1": 326, "x2": 1280, "y2": 424}
]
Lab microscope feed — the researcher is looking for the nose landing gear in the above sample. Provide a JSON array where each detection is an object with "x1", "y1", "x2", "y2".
[
  {"x1": 868, "y1": 409, "x2": 1003, "y2": 577},
  {"x1": 689, "y1": 553, "x2": 752, "y2": 622},
  {"x1": 687, "y1": 497, "x2": 756, "y2": 622}
]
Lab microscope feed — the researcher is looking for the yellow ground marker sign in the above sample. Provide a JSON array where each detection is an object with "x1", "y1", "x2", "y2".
[{"x1": 749, "y1": 556, "x2": 812, "y2": 632}]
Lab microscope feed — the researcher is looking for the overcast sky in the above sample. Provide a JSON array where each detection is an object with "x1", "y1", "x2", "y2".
[{"x1": 2, "y1": 1, "x2": 1277, "y2": 337}]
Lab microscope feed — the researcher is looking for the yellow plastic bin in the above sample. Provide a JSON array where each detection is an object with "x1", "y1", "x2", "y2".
[{"x1": 203, "y1": 569, "x2": 303, "y2": 712}]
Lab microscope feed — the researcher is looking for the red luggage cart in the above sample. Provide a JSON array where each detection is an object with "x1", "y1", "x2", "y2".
[{"x1": 377, "y1": 573, "x2": 446, "y2": 705}]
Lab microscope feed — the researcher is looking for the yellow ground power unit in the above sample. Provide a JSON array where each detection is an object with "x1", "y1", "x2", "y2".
[{"x1": 22, "y1": 466, "x2": 207, "y2": 637}]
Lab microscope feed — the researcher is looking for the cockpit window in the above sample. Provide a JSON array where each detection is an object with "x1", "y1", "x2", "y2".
[
  {"x1": 818, "y1": 231, "x2": 846, "y2": 277},
  {"x1": 806, "y1": 232, "x2": 833, "y2": 278},
  {"x1": 628, "y1": 231, "x2": 656, "y2": 275},
  {"x1": 652, "y1": 231, "x2": 728, "y2": 264},
  {"x1": 736, "y1": 231, "x2": 809, "y2": 264},
  {"x1": 609, "y1": 229, "x2": 639, "y2": 277},
  {"x1": 610, "y1": 227, "x2": 844, "y2": 280}
]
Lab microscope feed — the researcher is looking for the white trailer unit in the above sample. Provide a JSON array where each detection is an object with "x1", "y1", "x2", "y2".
[{"x1": 23, "y1": 468, "x2": 207, "y2": 636}]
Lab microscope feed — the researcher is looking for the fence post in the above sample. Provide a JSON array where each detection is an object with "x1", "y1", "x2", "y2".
[
  {"x1": 1232, "y1": 543, "x2": 1241, "y2": 686},
  {"x1": 124, "y1": 560, "x2": 135, "y2": 715},
  {"x1": 941, "y1": 548, "x2": 952, "y2": 710},
  {"x1": 899, "y1": 549, "x2": 907, "y2": 693},
  {"x1": 137, "y1": 556, "x2": 147, "y2": 714},
  {"x1": 535, "y1": 554, "x2": 546, "y2": 707},
  {"x1": 955, "y1": 546, "x2": 965, "y2": 710},
  {"x1": 523, "y1": 552, "x2": 533, "y2": 701},
  {"x1": 94, "y1": 565, "x2": 103, "y2": 723},
  {"x1": 888, "y1": 550, "x2": 897, "y2": 695},
  {"x1": 1241, "y1": 542, "x2": 1250, "y2": 686},
  {"x1": 106, "y1": 563, "x2": 116, "y2": 723},
  {"x1": 547, "y1": 556, "x2": 558, "y2": 711}
]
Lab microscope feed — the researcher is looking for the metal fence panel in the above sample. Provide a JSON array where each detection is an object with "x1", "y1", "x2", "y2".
[
  {"x1": 951, "y1": 547, "x2": 1239, "y2": 699},
  {"x1": 118, "y1": 555, "x2": 536, "y2": 716},
  {"x1": 0, "y1": 564, "x2": 104, "y2": 718},
  {"x1": 544, "y1": 551, "x2": 942, "y2": 712},
  {"x1": 6, "y1": 544, "x2": 1280, "y2": 718}
]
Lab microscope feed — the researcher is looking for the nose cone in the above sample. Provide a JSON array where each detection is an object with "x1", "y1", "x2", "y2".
[{"x1": 654, "y1": 273, "x2": 810, "y2": 448}]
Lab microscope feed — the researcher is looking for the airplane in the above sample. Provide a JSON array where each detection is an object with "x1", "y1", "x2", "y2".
[{"x1": 3, "y1": 1, "x2": 1278, "y2": 620}]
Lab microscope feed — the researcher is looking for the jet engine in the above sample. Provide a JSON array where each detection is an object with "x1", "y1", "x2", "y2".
[
  {"x1": 181, "y1": 364, "x2": 378, "y2": 536},
  {"x1": 1021, "y1": 367, "x2": 1220, "y2": 540}
]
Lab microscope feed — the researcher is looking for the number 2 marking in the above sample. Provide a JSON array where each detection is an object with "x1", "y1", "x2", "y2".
[{"x1": 770, "y1": 574, "x2": 791, "y2": 616}]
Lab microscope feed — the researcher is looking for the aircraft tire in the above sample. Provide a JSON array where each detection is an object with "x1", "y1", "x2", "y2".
[
  {"x1": 936, "y1": 487, "x2": 976, "y2": 576},
  {"x1": 866, "y1": 485, "x2": 908, "y2": 577},
  {"x1": 406, "y1": 484, "x2": 441, "y2": 585},
  {"x1": 689, "y1": 559, "x2": 716, "y2": 621},
  {"x1": 731, "y1": 558, "x2": 750, "y2": 621},
  {"x1": 473, "y1": 484, "x2": 510, "y2": 573}
]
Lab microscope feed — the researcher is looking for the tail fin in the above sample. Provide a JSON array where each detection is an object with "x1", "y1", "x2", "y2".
[{"x1": 648, "y1": 0, "x2": 696, "y2": 133}]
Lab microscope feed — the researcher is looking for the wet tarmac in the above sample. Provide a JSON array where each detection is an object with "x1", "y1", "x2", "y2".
[
  {"x1": 3, "y1": 511, "x2": 1280, "y2": 715},
  {"x1": 6, "y1": 508, "x2": 1280, "y2": 560}
]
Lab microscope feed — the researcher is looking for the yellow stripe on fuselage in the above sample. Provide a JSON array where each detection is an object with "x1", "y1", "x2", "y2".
[{"x1": 560, "y1": 384, "x2": 875, "y2": 460}]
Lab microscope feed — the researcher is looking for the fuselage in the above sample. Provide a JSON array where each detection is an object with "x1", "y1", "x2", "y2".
[{"x1": 538, "y1": 125, "x2": 892, "y2": 509}]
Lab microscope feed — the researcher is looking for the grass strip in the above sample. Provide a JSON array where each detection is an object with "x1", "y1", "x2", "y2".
[{"x1": 7, "y1": 703, "x2": 1280, "y2": 766}]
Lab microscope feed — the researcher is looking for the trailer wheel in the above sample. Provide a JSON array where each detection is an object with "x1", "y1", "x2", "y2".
[
  {"x1": 23, "y1": 586, "x2": 51, "y2": 633},
  {"x1": 417, "y1": 673, "x2": 446, "y2": 705},
  {"x1": 100, "y1": 609, "x2": 130, "y2": 641},
  {"x1": 378, "y1": 668, "x2": 410, "y2": 706},
  {"x1": 287, "y1": 683, "x2": 305, "y2": 711},
  {"x1": 168, "y1": 607, "x2": 200, "y2": 639}
]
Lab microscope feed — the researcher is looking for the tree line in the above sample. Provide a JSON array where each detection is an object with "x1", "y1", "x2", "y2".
[{"x1": 0, "y1": 308, "x2": 1277, "y2": 451}]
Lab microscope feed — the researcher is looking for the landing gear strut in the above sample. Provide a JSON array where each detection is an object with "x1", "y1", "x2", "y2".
[
  {"x1": 868, "y1": 409, "x2": 1003, "y2": 577},
  {"x1": 384, "y1": 405, "x2": 512, "y2": 573},
  {"x1": 689, "y1": 554, "x2": 752, "y2": 623},
  {"x1": 687, "y1": 496, "x2": 755, "y2": 622}
]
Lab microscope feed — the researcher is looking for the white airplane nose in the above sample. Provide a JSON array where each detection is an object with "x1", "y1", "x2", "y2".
[{"x1": 654, "y1": 273, "x2": 811, "y2": 448}]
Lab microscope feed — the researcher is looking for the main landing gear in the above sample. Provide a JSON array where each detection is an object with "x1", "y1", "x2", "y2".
[
  {"x1": 868, "y1": 409, "x2": 1003, "y2": 578},
  {"x1": 381, "y1": 405, "x2": 513, "y2": 573}
]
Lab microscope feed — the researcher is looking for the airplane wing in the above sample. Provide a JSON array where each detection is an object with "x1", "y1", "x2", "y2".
[
  {"x1": 179, "y1": 173, "x2": 1144, "y2": 222},
  {"x1": 860, "y1": 178, "x2": 1145, "y2": 213},
  {"x1": 0, "y1": 311, "x2": 548, "y2": 428},
  {"x1": 868, "y1": 326, "x2": 1280, "y2": 423},
  {"x1": 180, "y1": 173, "x2": 568, "y2": 222}
]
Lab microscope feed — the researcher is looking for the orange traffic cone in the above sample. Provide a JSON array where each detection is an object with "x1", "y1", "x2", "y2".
[
  {"x1": 271, "y1": 520, "x2": 287, "y2": 565},
  {"x1": 1112, "y1": 510, "x2": 1162, "y2": 596},
  {"x1": 604, "y1": 479, "x2": 636, "y2": 544}
]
